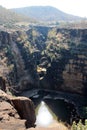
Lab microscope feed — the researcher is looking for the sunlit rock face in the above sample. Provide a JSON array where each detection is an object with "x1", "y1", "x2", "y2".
[
  {"x1": 0, "y1": 90, "x2": 26, "y2": 130},
  {"x1": 36, "y1": 101, "x2": 56, "y2": 127}
]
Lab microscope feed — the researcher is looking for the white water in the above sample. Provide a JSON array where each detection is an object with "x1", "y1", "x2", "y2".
[{"x1": 35, "y1": 101, "x2": 54, "y2": 127}]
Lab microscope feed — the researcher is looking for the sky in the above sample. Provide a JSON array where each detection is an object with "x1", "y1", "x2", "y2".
[{"x1": 0, "y1": 0, "x2": 87, "y2": 18}]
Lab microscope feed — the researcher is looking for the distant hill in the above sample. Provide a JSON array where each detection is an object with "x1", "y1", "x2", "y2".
[
  {"x1": 0, "y1": 6, "x2": 35, "y2": 25},
  {"x1": 11, "y1": 6, "x2": 82, "y2": 22}
]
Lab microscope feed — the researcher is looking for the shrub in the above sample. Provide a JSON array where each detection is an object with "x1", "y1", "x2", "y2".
[{"x1": 71, "y1": 119, "x2": 87, "y2": 130}]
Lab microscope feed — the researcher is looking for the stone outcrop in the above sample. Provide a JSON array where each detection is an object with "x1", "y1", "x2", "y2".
[
  {"x1": 11, "y1": 96, "x2": 36, "y2": 128},
  {"x1": 0, "y1": 90, "x2": 26, "y2": 130},
  {"x1": 0, "y1": 90, "x2": 36, "y2": 130}
]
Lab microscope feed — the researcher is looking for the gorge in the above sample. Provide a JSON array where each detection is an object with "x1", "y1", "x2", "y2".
[
  {"x1": 0, "y1": 26, "x2": 87, "y2": 129},
  {"x1": 0, "y1": 27, "x2": 87, "y2": 94}
]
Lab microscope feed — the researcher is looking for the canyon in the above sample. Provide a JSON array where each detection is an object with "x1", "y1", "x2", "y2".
[
  {"x1": 0, "y1": 27, "x2": 87, "y2": 95},
  {"x1": 0, "y1": 26, "x2": 87, "y2": 129}
]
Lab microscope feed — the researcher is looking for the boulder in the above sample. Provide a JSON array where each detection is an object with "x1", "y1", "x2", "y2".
[
  {"x1": 0, "y1": 90, "x2": 36, "y2": 129},
  {"x1": 11, "y1": 96, "x2": 36, "y2": 128},
  {"x1": 0, "y1": 90, "x2": 26, "y2": 130}
]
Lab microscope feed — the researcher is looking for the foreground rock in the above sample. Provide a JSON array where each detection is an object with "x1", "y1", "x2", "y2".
[
  {"x1": 0, "y1": 90, "x2": 36, "y2": 130},
  {"x1": 11, "y1": 96, "x2": 36, "y2": 128}
]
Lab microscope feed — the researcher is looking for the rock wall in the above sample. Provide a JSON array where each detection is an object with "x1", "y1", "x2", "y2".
[
  {"x1": 11, "y1": 96, "x2": 36, "y2": 128},
  {"x1": 29, "y1": 27, "x2": 87, "y2": 95},
  {"x1": 0, "y1": 28, "x2": 87, "y2": 95},
  {"x1": 0, "y1": 31, "x2": 39, "y2": 92}
]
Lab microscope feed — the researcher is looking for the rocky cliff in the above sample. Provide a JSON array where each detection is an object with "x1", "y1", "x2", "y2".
[
  {"x1": 0, "y1": 27, "x2": 87, "y2": 95},
  {"x1": 0, "y1": 31, "x2": 39, "y2": 93},
  {"x1": 0, "y1": 90, "x2": 36, "y2": 130}
]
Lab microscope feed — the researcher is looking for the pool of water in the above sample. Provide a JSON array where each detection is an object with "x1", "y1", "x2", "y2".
[
  {"x1": 20, "y1": 89, "x2": 87, "y2": 126},
  {"x1": 31, "y1": 97, "x2": 79, "y2": 127},
  {"x1": 35, "y1": 101, "x2": 57, "y2": 127}
]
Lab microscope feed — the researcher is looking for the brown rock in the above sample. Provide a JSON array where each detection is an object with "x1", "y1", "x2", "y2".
[
  {"x1": 0, "y1": 90, "x2": 36, "y2": 129},
  {"x1": 0, "y1": 90, "x2": 26, "y2": 130},
  {"x1": 11, "y1": 96, "x2": 36, "y2": 128}
]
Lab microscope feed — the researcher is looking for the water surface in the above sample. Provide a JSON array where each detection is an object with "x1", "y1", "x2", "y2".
[{"x1": 35, "y1": 101, "x2": 57, "y2": 127}]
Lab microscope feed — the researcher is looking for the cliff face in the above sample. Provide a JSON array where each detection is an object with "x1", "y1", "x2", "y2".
[
  {"x1": 0, "y1": 31, "x2": 39, "y2": 92},
  {"x1": 0, "y1": 28, "x2": 87, "y2": 95},
  {"x1": 41, "y1": 28, "x2": 87, "y2": 95},
  {"x1": 43, "y1": 28, "x2": 87, "y2": 94}
]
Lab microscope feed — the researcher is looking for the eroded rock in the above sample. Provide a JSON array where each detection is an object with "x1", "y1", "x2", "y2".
[
  {"x1": 0, "y1": 90, "x2": 36, "y2": 130},
  {"x1": 11, "y1": 96, "x2": 36, "y2": 128},
  {"x1": 0, "y1": 90, "x2": 26, "y2": 130}
]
